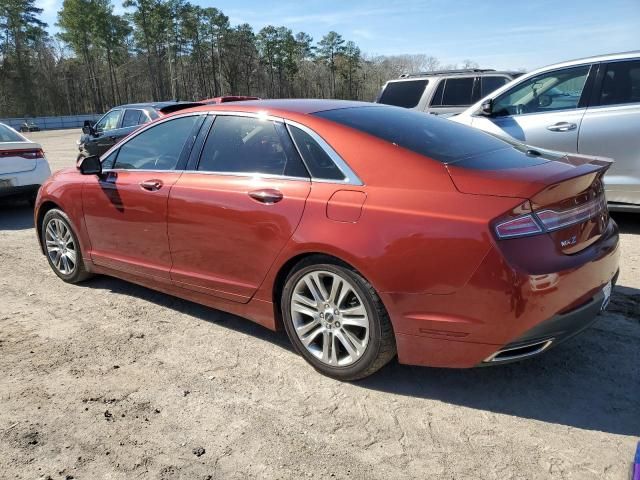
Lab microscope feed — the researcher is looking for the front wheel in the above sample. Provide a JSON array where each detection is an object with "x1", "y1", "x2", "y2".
[
  {"x1": 41, "y1": 208, "x2": 92, "y2": 283},
  {"x1": 281, "y1": 261, "x2": 396, "y2": 381}
]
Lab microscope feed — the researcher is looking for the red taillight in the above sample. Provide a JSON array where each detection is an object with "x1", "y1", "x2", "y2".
[
  {"x1": 495, "y1": 214, "x2": 543, "y2": 239},
  {"x1": 0, "y1": 148, "x2": 44, "y2": 159},
  {"x1": 536, "y1": 195, "x2": 607, "y2": 232},
  {"x1": 494, "y1": 195, "x2": 607, "y2": 239}
]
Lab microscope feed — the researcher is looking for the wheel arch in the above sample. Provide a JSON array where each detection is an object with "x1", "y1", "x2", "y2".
[{"x1": 271, "y1": 252, "x2": 390, "y2": 332}]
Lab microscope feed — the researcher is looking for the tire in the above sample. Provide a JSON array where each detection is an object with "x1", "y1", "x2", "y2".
[
  {"x1": 41, "y1": 208, "x2": 92, "y2": 283},
  {"x1": 281, "y1": 259, "x2": 396, "y2": 381}
]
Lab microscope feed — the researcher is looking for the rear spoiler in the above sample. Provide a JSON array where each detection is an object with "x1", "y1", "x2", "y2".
[{"x1": 159, "y1": 102, "x2": 204, "y2": 115}]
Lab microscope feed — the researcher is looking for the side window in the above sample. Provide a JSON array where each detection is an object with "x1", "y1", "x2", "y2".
[
  {"x1": 481, "y1": 76, "x2": 510, "y2": 97},
  {"x1": 198, "y1": 116, "x2": 308, "y2": 178},
  {"x1": 378, "y1": 80, "x2": 428, "y2": 108},
  {"x1": 288, "y1": 125, "x2": 345, "y2": 181},
  {"x1": 113, "y1": 115, "x2": 200, "y2": 170},
  {"x1": 599, "y1": 60, "x2": 640, "y2": 106},
  {"x1": 95, "y1": 110, "x2": 121, "y2": 132},
  {"x1": 440, "y1": 77, "x2": 475, "y2": 106},
  {"x1": 121, "y1": 109, "x2": 142, "y2": 128},
  {"x1": 493, "y1": 65, "x2": 590, "y2": 116}
]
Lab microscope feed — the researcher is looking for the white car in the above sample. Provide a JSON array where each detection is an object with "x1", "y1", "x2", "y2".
[
  {"x1": 452, "y1": 51, "x2": 640, "y2": 211},
  {"x1": 0, "y1": 122, "x2": 51, "y2": 204}
]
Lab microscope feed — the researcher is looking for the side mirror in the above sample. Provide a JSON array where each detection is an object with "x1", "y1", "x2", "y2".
[
  {"x1": 480, "y1": 99, "x2": 494, "y2": 116},
  {"x1": 78, "y1": 155, "x2": 102, "y2": 176},
  {"x1": 82, "y1": 125, "x2": 96, "y2": 135}
]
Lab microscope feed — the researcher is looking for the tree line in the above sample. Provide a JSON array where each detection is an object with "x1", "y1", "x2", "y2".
[{"x1": 0, "y1": 0, "x2": 479, "y2": 117}]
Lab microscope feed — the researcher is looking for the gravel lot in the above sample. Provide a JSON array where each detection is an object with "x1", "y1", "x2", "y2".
[{"x1": 1, "y1": 129, "x2": 638, "y2": 479}]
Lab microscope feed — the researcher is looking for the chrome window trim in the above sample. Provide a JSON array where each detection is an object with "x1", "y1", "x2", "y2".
[
  {"x1": 98, "y1": 109, "x2": 363, "y2": 186},
  {"x1": 284, "y1": 120, "x2": 363, "y2": 186},
  {"x1": 180, "y1": 169, "x2": 311, "y2": 183}
]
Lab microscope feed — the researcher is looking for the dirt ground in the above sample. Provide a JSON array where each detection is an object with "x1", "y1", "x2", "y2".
[{"x1": 1, "y1": 129, "x2": 638, "y2": 479}]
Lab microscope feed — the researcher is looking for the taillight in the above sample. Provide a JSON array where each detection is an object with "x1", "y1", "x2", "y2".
[
  {"x1": 536, "y1": 195, "x2": 607, "y2": 232},
  {"x1": 495, "y1": 214, "x2": 542, "y2": 238},
  {"x1": 494, "y1": 195, "x2": 607, "y2": 239},
  {"x1": 0, "y1": 149, "x2": 44, "y2": 159}
]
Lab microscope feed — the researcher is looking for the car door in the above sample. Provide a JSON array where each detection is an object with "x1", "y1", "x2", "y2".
[
  {"x1": 471, "y1": 65, "x2": 594, "y2": 153},
  {"x1": 82, "y1": 113, "x2": 204, "y2": 279},
  {"x1": 578, "y1": 59, "x2": 640, "y2": 205},
  {"x1": 167, "y1": 113, "x2": 311, "y2": 302},
  {"x1": 87, "y1": 109, "x2": 123, "y2": 156}
]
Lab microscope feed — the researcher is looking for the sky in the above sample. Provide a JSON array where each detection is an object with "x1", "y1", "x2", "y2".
[{"x1": 38, "y1": 0, "x2": 639, "y2": 71}]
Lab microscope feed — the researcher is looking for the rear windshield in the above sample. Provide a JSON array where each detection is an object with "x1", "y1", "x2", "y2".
[
  {"x1": 377, "y1": 80, "x2": 428, "y2": 108},
  {"x1": 0, "y1": 124, "x2": 24, "y2": 142},
  {"x1": 314, "y1": 106, "x2": 510, "y2": 163}
]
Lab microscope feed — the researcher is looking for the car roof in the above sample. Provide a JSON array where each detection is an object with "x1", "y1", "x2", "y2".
[
  {"x1": 535, "y1": 50, "x2": 640, "y2": 71},
  {"x1": 112, "y1": 101, "x2": 195, "y2": 110},
  {"x1": 179, "y1": 99, "x2": 383, "y2": 117},
  {"x1": 390, "y1": 70, "x2": 520, "y2": 82}
]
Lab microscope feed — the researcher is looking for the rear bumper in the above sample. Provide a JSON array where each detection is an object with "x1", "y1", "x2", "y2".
[
  {"x1": 0, "y1": 159, "x2": 51, "y2": 197},
  {"x1": 480, "y1": 269, "x2": 617, "y2": 365},
  {"x1": 0, "y1": 184, "x2": 40, "y2": 199},
  {"x1": 385, "y1": 219, "x2": 620, "y2": 368}
]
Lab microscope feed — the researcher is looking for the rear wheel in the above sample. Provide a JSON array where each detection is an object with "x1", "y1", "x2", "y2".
[
  {"x1": 41, "y1": 209, "x2": 92, "y2": 283},
  {"x1": 281, "y1": 260, "x2": 396, "y2": 381}
]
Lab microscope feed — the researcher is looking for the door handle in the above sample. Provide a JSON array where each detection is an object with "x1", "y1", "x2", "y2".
[
  {"x1": 547, "y1": 122, "x2": 577, "y2": 132},
  {"x1": 248, "y1": 188, "x2": 283, "y2": 204},
  {"x1": 139, "y1": 179, "x2": 163, "y2": 191}
]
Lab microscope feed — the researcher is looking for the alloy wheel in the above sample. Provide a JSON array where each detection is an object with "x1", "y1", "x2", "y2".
[
  {"x1": 290, "y1": 270, "x2": 370, "y2": 367},
  {"x1": 44, "y1": 218, "x2": 77, "y2": 275}
]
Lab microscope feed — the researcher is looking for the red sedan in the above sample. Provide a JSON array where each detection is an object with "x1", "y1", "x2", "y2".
[{"x1": 34, "y1": 100, "x2": 619, "y2": 380}]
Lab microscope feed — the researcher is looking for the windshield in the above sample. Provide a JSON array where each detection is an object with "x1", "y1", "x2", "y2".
[{"x1": 314, "y1": 105, "x2": 512, "y2": 163}]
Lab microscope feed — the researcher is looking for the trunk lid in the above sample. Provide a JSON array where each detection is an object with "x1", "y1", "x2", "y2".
[
  {"x1": 0, "y1": 142, "x2": 42, "y2": 174},
  {"x1": 446, "y1": 146, "x2": 612, "y2": 254}
]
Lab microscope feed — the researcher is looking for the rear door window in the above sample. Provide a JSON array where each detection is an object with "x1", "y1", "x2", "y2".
[
  {"x1": 378, "y1": 80, "x2": 428, "y2": 108},
  {"x1": 440, "y1": 77, "x2": 475, "y2": 106},
  {"x1": 598, "y1": 60, "x2": 640, "y2": 106},
  {"x1": 197, "y1": 116, "x2": 308, "y2": 178},
  {"x1": 121, "y1": 109, "x2": 143, "y2": 128}
]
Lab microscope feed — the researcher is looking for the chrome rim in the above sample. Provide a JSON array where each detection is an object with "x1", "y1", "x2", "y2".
[
  {"x1": 290, "y1": 270, "x2": 370, "y2": 367},
  {"x1": 45, "y1": 218, "x2": 77, "y2": 275}
]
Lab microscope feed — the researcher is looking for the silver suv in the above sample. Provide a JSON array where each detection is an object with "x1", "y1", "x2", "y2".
[
  {"x1": 375, "y1": 69, "x2": 522, "y2": 116},
  {"x1": 453, "y1": 51, "x2": 640, "y2": 210}
]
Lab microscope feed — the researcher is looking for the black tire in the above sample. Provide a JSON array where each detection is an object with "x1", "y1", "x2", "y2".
[
  {"x1": 41, "y1": 208, "x2": 92, "y2": 283},
  {"x1": 281, "y1": 259, "x2": 396, "y2": 381}
]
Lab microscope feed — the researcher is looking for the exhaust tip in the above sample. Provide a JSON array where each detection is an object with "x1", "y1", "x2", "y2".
[{"x1": 484, "y1": 339, "x2": 554, "y2": 363}]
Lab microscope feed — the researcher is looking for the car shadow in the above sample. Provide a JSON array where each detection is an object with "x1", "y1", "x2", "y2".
[
  {"x1": 83, "y1": 275, "x2": 294, "y2": 353},
  {"x1": 82, "y1": 274, "x2": 639, "y2": 437},
  {"x1": 0, "y1": 200, "x2": 34, "y2": 230},
  {"x1": 611, "y1": 211, "x2": 640, "y2": 234}
]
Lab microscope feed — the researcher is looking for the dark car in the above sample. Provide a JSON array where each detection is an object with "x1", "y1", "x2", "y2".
[
  {"x1": 78, "y1": 101, "x2": 202, "y2": 159},
  {"x1": 20, "y1": 121, "x2": 40, "y2": 132}
]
